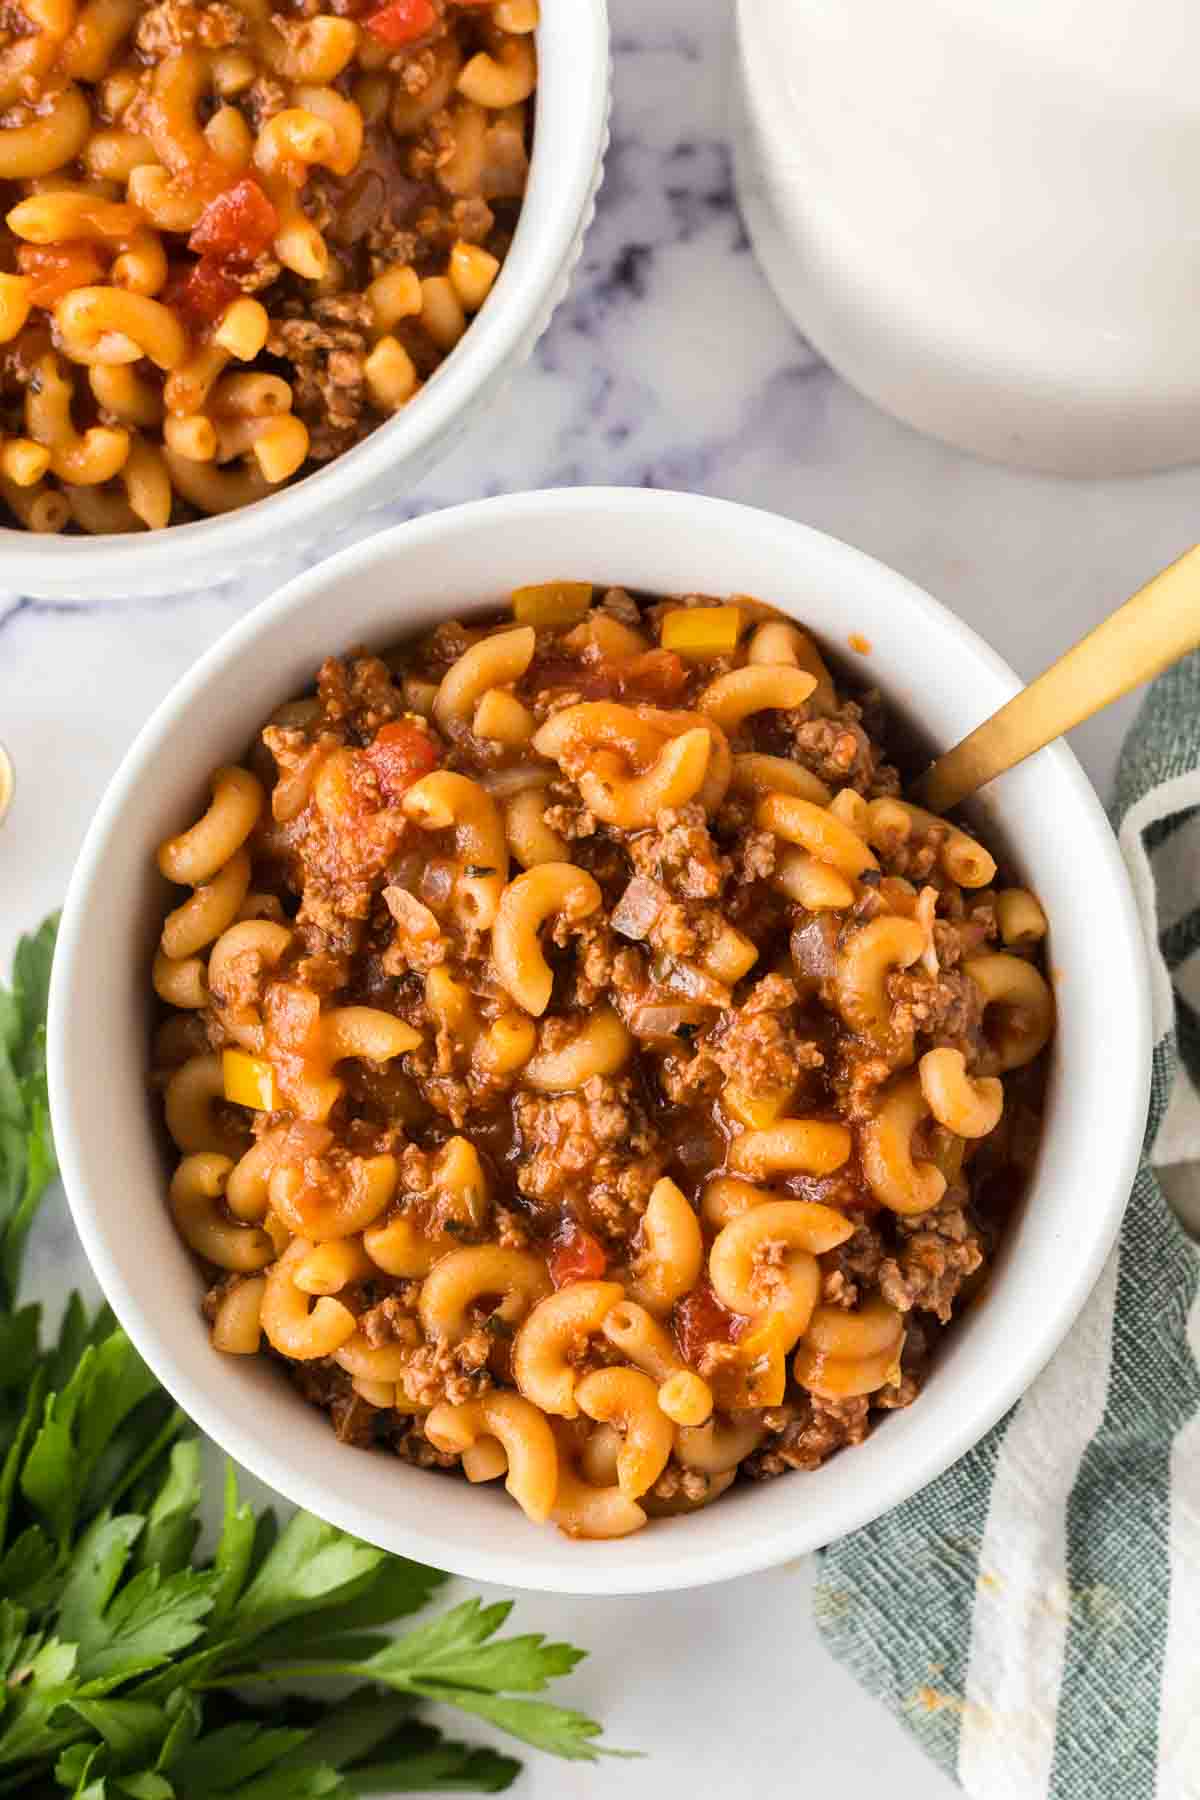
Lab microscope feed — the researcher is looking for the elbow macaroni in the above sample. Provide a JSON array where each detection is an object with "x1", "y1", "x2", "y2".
[
  {"x1": 154, "y1": 585, "x2": 1052, "y2": 1539},
  {"x1": 0, "y1": 5, "x2": 535, "y2": 533}
]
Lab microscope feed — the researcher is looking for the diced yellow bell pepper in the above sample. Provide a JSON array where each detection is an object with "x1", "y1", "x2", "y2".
[
  {"x1": 723, "y1": 1083, "x2": 790, "y2": 1130},
  {"x1": 222, "y1": 1048, "x2": 276, "y2": 1111},
  {"x1": 661, "y1": 604, "x2": 741, "y2": 658},
  {"x1": 511, "y1": 581, "x2": 593, "y2": 628}
]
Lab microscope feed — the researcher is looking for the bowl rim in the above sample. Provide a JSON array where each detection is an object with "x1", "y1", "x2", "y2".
[
  {"x1": 48, "y1": 487, "x2": 1153, "y2": 1594},
  {"x1": 0, "y1": 0, "x2": 610, "y2": 593}
]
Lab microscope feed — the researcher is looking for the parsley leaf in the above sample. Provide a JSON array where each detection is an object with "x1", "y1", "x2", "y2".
[{"x1": 0, "y1": 914, "x2": 624, "y2": 1796}]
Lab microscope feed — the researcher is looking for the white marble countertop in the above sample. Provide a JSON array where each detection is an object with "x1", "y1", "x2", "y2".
[{"x1": 1, "y1": 1, "x2": 1188, "y2": 1794}]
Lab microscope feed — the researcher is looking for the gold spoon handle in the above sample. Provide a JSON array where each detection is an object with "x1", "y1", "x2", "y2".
[{"x1": 912, "y1": 542, "x2": 1200, "y2": 814}]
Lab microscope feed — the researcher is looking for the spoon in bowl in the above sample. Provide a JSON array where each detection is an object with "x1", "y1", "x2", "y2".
[{"x1": 911, "y1": 542, "x2": 1200, "y2": 814}]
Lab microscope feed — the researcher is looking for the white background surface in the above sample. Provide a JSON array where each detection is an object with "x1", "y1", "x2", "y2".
[{"x1": 0, "y1": 1, "x2": 1191, "y2": 1794}]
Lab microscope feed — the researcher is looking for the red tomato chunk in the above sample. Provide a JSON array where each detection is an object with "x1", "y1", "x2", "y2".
[
  {"x1": 616, "y1": 649, "x2": 688, "y2": 703},
  {"x1": 549, "y1": 1225, "x2": 608, "y2": 1288},
  {"x1": 18, "y1": 241, "x2": 106, "y2": 307},
  {"x1": 672, "y1": 1281, "x2": 745, "y2": 1365},
  {"x1": 188, "y1": 178, "x2": 279, "y2": 264},
  {"x1": 364, "y1": 721, "x2": 441, "y2": 801},
  {"x1": 167, "y1": 257, "x2": 242, "y2": 328},
  {"x1": 365, "y1": 0, "x2": 435, "y2": 42}
]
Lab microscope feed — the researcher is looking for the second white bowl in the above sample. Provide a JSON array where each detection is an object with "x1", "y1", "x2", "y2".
[{"x1": 4, "y1": 1, "x2": 609, "y2": 599}]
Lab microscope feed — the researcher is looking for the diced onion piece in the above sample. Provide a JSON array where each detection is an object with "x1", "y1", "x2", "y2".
[
  {"x1": 222, "y1": 1048, "x2": 275, "y2": 1110},
  {"x1": 382, "y1": 883, "x2": 440, "y2": 942},
  {"x1": 511, "y1": 582, "x2": 593, "y2": 628},
  {"x1": 611, "y1": 875, "x2": 667, "y2": 942},
  {"x1": 661, "y1": 605, "x2": 741, "y2": 659},
  {"x1": 627, "y1": 1002, "x2": 710, "y2": 1041}
]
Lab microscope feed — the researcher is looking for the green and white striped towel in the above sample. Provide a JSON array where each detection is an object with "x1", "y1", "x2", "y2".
[{"x1": 817, "y1": 655, "x2": 1200, "y2": 1798}]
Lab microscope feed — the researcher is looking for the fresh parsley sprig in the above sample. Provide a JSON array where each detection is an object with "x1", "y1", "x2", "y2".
[
  {"x1": 0, "y1": 912, "x2": 58, "y2": 1314},
  {"x1": 0, "y1": 917, "x2": 619, "y2": 1799}
]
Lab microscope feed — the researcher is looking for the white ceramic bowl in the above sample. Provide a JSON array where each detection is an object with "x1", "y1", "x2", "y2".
[
  {"x1": 4, "y1": 2, "x2": 609, "y2": 601},
  {"x1": 48, "y1": 489, "x2": 1151, "y2": 1595}
]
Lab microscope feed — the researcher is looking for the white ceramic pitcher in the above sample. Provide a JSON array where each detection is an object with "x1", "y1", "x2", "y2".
[{"x1": 732, "y1": 0, "x2": 1200, "y2": 475}]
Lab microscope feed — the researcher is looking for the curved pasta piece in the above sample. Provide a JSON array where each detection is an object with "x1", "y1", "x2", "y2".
[
  {"x1": 965, "y1": 953, "x2": 1055, "y2": 1071},
  {"x1": 523, "y1": 1005, "x2": 633, "y2": 1091},
  {"x1": 625, "y1": 1176, "x2": 703, "y2": 1316},
  {"x1": 503, "y1": 785, "x2": 567, "y2": 869},
  {"x1": 919, "y1": 1046, "x2": 1003, "y2": 1138},
  {"x1": 425, "y1": 1391, "x2": 559, "y2": 1523},
  {"x1": 574, "y1": 1366, "x2": 674, "y2": 1500},
  {"x1": 169, "y1": 1151, "x2": 273, "y2": 1270},
  {"x1": 270, "y1": 1151, "x2": 397, "y2": 1241},
  {"x1": 293, "y1": 1237, "x2": 375, "y2": 1295},
  {"x1": 160, "y1": 847, "x2": 251, "y2": 958},
  {"x1": 860, "y1": 1070, "x2": 947, "y2": 1215},
  {"x1": 600, "y1": 1298, "x2": 683, "y2": 1382},
  {"x1": 164, "y1": 1051, "x2": 249, "y2": 1158},
  {"x1": 491, "y1": 862, "x2": 602, "y2": 1016},
  {"x1": 322, "y1": 1005, "x2": 422, "y2": 1064},
  {"x1": 755, "y1": 793, "x2": 878, "y2": 879},
  {"x1": 656, "y1": 1369, "x2": 714, "y2": 1427},
  {"x1": 225, "y1": 1127, "x2": 287, "y2": 1221},
  {"x1": 773, "y1": 847, "x2": 857, "y2": 911},
  {"x1": 708, "y1": 1200, "x2": 838, "y2": 1342},
  {"x1": 513, "y1": 1280, "x2": 624, "y2": 1418},
  {"x1": 697, "y1": 664, "x2": 816, "y2": 732},
  {"x1": 639, "y1": 708, "x2": 733, "y2": 814},
  {"x1": 457, "y1": 33, "x2": 536, "y2": 108},
  {"x1": 802, "y1": 1295, "x2": 904, "y2": 1360},
  {"x1": 0, "y1": 84, "x2": 91, "y2": 178},
  {"x1": 153, "y1": 948, "x2": 207, "y2": 1009},
  {"x1": 746, "y1": 619, "x2": 837, "y2": 713},
  {"x1": 55, "y1": 288, "x2": 188, "y2": 370},
  {"x1": 364, "y1": 1212, "x2": 458, "y2": 1278},
  {"x1": 158, "y1": 765, "x2": 264, "y2": 884},
  {"x1": 550, "y1": 1457, "x2": 647, "y2": 1540},
  {"x1": 832, "y1": 915, "x2": 925, "y2": 1045},
  {"x1": 402, "y1": 770, "x2": 509, "y2": 930},
  {"x1": 793, "y1": 1333, "x2": 906, "y2": 1401},
  {"x1": 333, "y1": 1329, "x2": 416, "y2": 1383},
  {"x1": 532, "y1": 701, "x2": 714, "y2": 826},
  {"x1": 434, "y1": 624, "x2": 535, "y2": 729},
  {"x1": 207, "y1": 917, "x2": 292, "y2": 1051},
  {"x1": 419, "y1": 1245, "x2": 552, "y2": 1344},
  {"x1": 676, "y1": 1411, "x2": 766, "y2": 1475},
  {"x1": 260, "y1": 1237, "x2": 356, "y2": 1359},
  {"x1": 865, "y1": 797, "x2": 996, "y2": 889},
  {"x1": 531, "y1": 700, "x2": 663, "y2": 766},
  {"x1": 577, "y1": 729, "x2": 711, "y2": 829},
  {"x1": 727, "y1": 1119, "x2": 852, "y2": 1179},
  {"x1": 995, "y1": 888, "x2": 1048, "y2": 949},
  {"x1": 730, "y1": 752, "x2": 831, "y2": 807},
  {"x1": 210, "y1": 1274, "x2": 266, "y2": 1354},
  {"x1": 474, "y1": 1011, "x2": 537, "y2": 1078}
]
